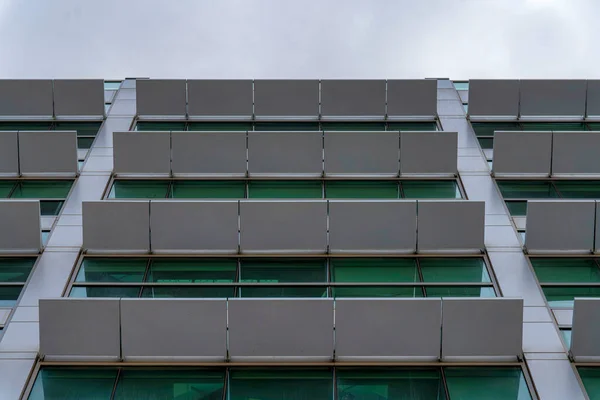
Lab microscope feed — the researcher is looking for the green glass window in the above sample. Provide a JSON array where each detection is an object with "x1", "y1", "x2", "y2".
[
  {"x1": 69, "y1": 286, "x2": 141, "y2": 298},
  {"x1": 0, "y1": 258, "x2": 35, "y2": 282},
  {"x1": 0, "y1": 122, "x2": 52, "y2": 131},
  {"x1": 471, "y1": 122, "x2": 521, "y2": 136},
  {"x1": 55, "y1": 122, "x2": 102, "y2": 137},
  {"x1": 588, "y1": 123, "x2": 600, "y2": 131},
  {"x1": 322, "y1": 122, "x2": 386, "y2": 131},
  {"x1": 28, "y1": 367, "x2": 118, "y2": 400},
  {"x1": 247, "y1": 181, "x2": 322, "y2": 198},
  {"x1": 147, "y1": 259, "x2": 237, "y2": 283},
  {"x1": 578, "y1": 368, "x2": 600, "y2": 400},
  {"x1": 0, "y1": 286, "x2": 23, "y2": 307},
  {"x1": 478, "y1": 137, "x2": 494, "y2": 149},
  {"x1": 108, "y1": 180, "x2": 170, "y2": 199},
  {"x1": 39, "y1": 200, "x2": 65, "y2": 216},
  {"x1": 561, "y1": 329, "x2": 571, "y2": 349},
  {"x1": 420, "y1": 258, "x2": 491, "y2": 283},
  {"x1": 542, "y1": 286, "x2": 600, "y2": 308},
  {"x1": 10, "y1": 180, "x2": 73, "y2": 199},
  {"x1": 228, "y1": 369, "x2": 333, "y2": 400},
  {"x1": 453, "y1": 81, "x2": 469, "y2": 90},
  {"x1": 505, "y1": 201, "x2": 527, "y2": 216},
  {"x1": 0, "y1": 181, "x2": 16, "y2": 197},
  {"x1": 171, "y1": 180, "x2": 245, "y2": 199},
  {"x1": 135, "y1": 121, "x2": 185, "y2": 131},
  {"x1": 75, "y1": 258, "x2": 147, "y2": 283},
  {"x1": 425, "y1": 286, "x2": 496, "y2": 297},
  {"x1": 325, "y1": 181, "x2": 398, "y2": 199},
  {"x1": 521, "y1": 122, "x2": 588, "y2": 131},
  {"x1": 141, "y1": 286, "x2": 235, "y2": 298},
  {"x1": 254, "y1": 122, "x2": 320, "y2": 131},
  {"x1": 187, "y1": 122, "x2": 252, "y2": 131},
  {"x1": 554, "y1": 181, "x2": 600, "y2": 198},
  {"x1": 531, "y1": 258, "x2": 600, "y2": 283},
  {"x1": 445, "y1": 367, "x2": 532, "y2": 400},
  {"x1": 388, "y1": 122, "x2": 438, "y2": 131},
  {"x1": 497, "y1": 181, "x2": 558, "y2": 199},
  {"x1": 104, "y1": 81, "x2": 122, "y2": 90},
  {"x1": 333, "y1": 286, "x2": 424, "y2": 298},
  {"x1": 402, "y1": 181, "x2": 461, "y2": 199},
  {"x1": 76, "y1": 137, "x2": 95, "y2": 149}
]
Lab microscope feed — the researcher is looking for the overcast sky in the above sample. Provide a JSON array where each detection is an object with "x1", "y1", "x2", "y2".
[{"x1": 0, "y1": 0, "x2": 597, "y2": 79}]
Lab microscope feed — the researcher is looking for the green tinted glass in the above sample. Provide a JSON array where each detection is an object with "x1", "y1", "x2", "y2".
[
  {"x1": 69, "y1": 286, "x2": 140, "y2": 298},
  {"x1": 531, "y1": 258, "x2": 600, "y2": 283},
  {"x1": 104, "y1": 81, "x2": 121, "y2": 89},
  {"x1": 55, "y1": 122, "x2": 102, "y2": 137},
  {"x1": 420, "y1": 258, "x2": 490, "y2": 282},
  {"x1": 147, "y1": 259, "x2": 237, "y2": 283},
  {"x1": 228, "y1": 369, "x2": 333, "y2": 400},
  {"x1": 561, "y1": 329, "x2": 572, "y2": 349},
  {"x1": 11, "y1": 181, "x2": 73, "y2": 198},
  {"x1": 425, "y1": 286, "x2": 496, "y2": 297},
  {"x1": 241, "y1": 259, "x2": 326, "y2": 283},
  {"x1": 109, "y1": 180, "x2": 170, "y2": 199},
  {"x1": 188, "y1": 122, "x2": 252, "y2": 131},
  {"x1": 28, "y1": 367, "x2": 117, "y2": 400},
  {"x1": 402, "y1": 181, "x2": 460, "y2": 199},
  {"x1": 0, "y1": 258, "x2": 36, "y2": 282},
  {"x1": 254, "y1": 122, "x2": 320, "y2": 131},
  {"x1": 477, "y1": 137, "x2": 494, "y2": 149},
  {"x1": 445, "y1": 367, "x2": 532, "y2": 400},
  {"x1": 76, "y1": 137, "x2": 95, "y2": 149},
  {"x1": 543, "y1": 286, "x2": 600, "y2": 308},
  {"x1": 141, "y1": 286, "x2": 235, "y2": 298},
  {"x1": 578, "y1": 368, "x2": 600, "y2": 400},
  {"x1": 554, "y1": 181, "x2": 600, "y2": 198},
  {"x1": 325, "y1": 181, "x2": 398, "y2": 199},
  {"x1": 0, "y1": 122, "x2": 52, "y2": 131},
  {"x1": 0, "y1": 285, "x2": 22, "y2": 307},
  {"x1": 497, "y1": 181, "x2": 558, "y2": 199},
  {"x1": 322, "y1": 122, "x2": 386, "y2": 131},
  {"x1": 40, "y1": 200, "x2": 64, "y2": 216},
  {"x1": 0, "y1": 181, "x2": 16, "y2": 197},
  {"x1": 333, "y1": 286, "x2": 424, "y2": 298},
  {"x1": 247, "y1": 181, "x2": 322, "y2": 198},
  {"x1": 588, "y1": 123, "x2": 600, "y2": 131},
  {"x1": 506, "y1": 201, "x2": 528, "y2": 216},
  {"x1": 135, "y1": 121, "x2": 185, "y2": 131},
  {"x1": 171, "y1": 181, "x2": 245, "y2": 199},
  {"x1": 331, "y1": 258, "x2": 418, "y2": 283},
  {"x1": 75, "y1": 258, "x2": 147, "y2": 283},
  {"x1": 471, "y1": 122, "x2": 520, "y2": 136},
  {"x1": 388, "y1": 122, "x2": 438, "y2": 131},
  {"x1": 453, "y1": 82, "x2": 469, "y2": 90},
  {"x1": 521, "y1": 122, "x2": 587, "y2": 131},
  {"x1": 239, "y1": 286, "x2": 328, "y2": 298}
]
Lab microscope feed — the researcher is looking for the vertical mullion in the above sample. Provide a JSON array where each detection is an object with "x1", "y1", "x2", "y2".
[
  {"x1": 440, "y1": 367, "x2": 451, "y2": 400},
  {"x1": 109, "y1": 367, "x2": 122, "y2": 400}
]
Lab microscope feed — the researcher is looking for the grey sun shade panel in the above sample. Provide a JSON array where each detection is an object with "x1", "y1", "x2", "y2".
[
  {"x1": 417, "y1": 200, "x2": 485, "y2": 253},
  {"x1": 39, "y1": 299, "x2": 120, "y2": 361},
  {"x1": 136, "y1": 79, "x2": 186, "y2": 116},
  {"x1": 171, "y1": 131, "x2": 247, "y2": 177},
  {"x1": 335, "y1": 298, "x2": 441, "y2": 361},
  {"x1": 400, "y1": 131, "x2": 457, "y2": 176},
  {"x1": 18, "y1": 131, "x2": 78, "y2": 176},
  {"x1": 150, "y1": 200, "x2": 238, "y2": 253},
  {"x1": 441, "y1": 298, "x2": 523, "y2": 361},
  {"x1": 82, "y1": 201, "x2": 150, "y2": 253},
  {"x1": 248, "y1": 131, "x2": 323, "y2": 176},
  {"x1": 571, "y1": 298, "x2": 600, "y2": 361},
  {"x1": 328, "y1": 200, "x2": 417, "y2": 253},
  {"x1": 0, "y1": 79, "x2": 53, "y2": 116},
  {"x1": 254, "y1": 80, "x2": 319, "y2": 117},
  {"x1": 53, "y1": 79, "x2": 104, "y2": 116},
  {"x1": 321, "y1": 80, "x2": 386, "y2": 117},
  {"x1": 228, "y1": 299, "x2": 334, "y2": 361},
  {"x1": 0, "y1": 131, "x2": 18, "y2": 176},
  {"x1": 120, "y1": 299, "x2": 227, "y2": 361},
  {"x1": 467, "y1": 79, "x2": 519, "y2": 118},
  {"x1": 520, "y1": 80, "x2": 587, "y2": 117},
  {"x1": 387, "y1": 79, "x2": 437, "y2": 117},
  {"x1": 324, "y1": 131, "x2": 399, "y2": 176},
  {"x1": 493, "y1": 131, "x2": 552, "y2": 176},
  {"x1": 240, "y1": 201, "x2": 327, "y2": 253},
  {"x1": 0, "y1": 200, "x2": 40, "y2": 253},
  {"x1": 587, "y1": 80, "x2": 600, "y2": 117},
  {"x1": 526, "y1": 200, "x2": 595, "y2": 253},
  {"x1": 187, "y1": 79, "x2": 253, "y2": 117},
  {"x1": 552, "y1": 132, "x2": 600, "y2": 175},
  {"x1": 113, "y1": 131, "x2": 170, "y2": 176}
]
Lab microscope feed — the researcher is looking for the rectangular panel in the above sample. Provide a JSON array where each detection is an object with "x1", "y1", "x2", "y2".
[
  {"x1": 0, "y1": 131, "x2": 18, "y2": 176},
  {"x1": 0, "y1": 200, "x2": 40, "y2": 253},
  {"x1": 526, "y1": 200, "x2": 595, "y2": 253},
  {"x1": 467, "y1": 80, "x2": 520, "y2": 118},
  {"x1": 82, "y1": 201, "x2": 150, "y2": 253},
  {"x1": 187, "y1": 79, "x2": 252, "y2": 117},
  {"x1": 240, "y1": 201, "x2": 327, "y2": 253},
  {"x1": 587, "y1": 80, "x2": 600, "y2": 117},
  {"x1": 18, "y1": 131, "x2": 78, "y2": 176},
  {"x1": 171, "y1": 131, "x2": 246, "y2": 177},
  {"x1": 228, "y1": 298, "x2": 334, "y2": 361},
  {"x1": 552, "y1": 132, "x2": 600, "y2": 175},
  {"x1": 386, "y1": 79, "x2": 437, "y2": 117},
  {"x1": 135, "y1": 79, "x2": 186, "y2": 116},
  {"x1": 321, "y1": 80, "x2": 385, "y2": 117},
  {"x1": 417, "y1": 200, "x2": 485, "y2": 253},
  {"x1": 400, "y1": 131, "x2": 457, "y2": 176},
  {"x1": 493, "y1": 131, "x2": 552, "y2": 177},
  {"x1": 120, "y1": 299, "x2": 227, "y2": 361},
  {"x1": 150, "y1": 200, "x2": 238, "y2": 253},
  {"x1": 335, "y1": 298, "x2": 441, "y2": 361},
  {"x1": 328, "y1": 200, "x2": 416, "y2": 253},
  {"x1": 254, "y1": 80, "x2": 319, "y2": 117},
  {"x1": 0, "y1": 80, "x2": 53, "y2": 116},
  {"x1": 113, "y1": 131, "x2": 170, "y2": 176},
  {"x1": 248, "y1": 131, "x2": 322, "y2": 176},
  {"x1": 520, "y1": 80, "x2": 587, "y2": 117},
  {"x1": 53, "y1": 79, "x2": 104, "y2": 116},
  {"x1": 441, "y1": 298, "x2": 523, "y2": 360},
  {"x1": 571, "y1": 298, "x2": 600, "y2": 361},
  {"x1": 39, "y1": 298, "x2": 120, "y2": 361},
  {"x1": 324, "y1": 131, "x2": 399, "y2": 176}
]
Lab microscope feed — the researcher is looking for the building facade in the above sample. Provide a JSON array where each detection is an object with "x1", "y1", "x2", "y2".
[{"x1": 0, "y1": 78, "x2": 598, "y2": 399}]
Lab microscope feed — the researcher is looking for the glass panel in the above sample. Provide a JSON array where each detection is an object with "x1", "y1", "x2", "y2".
[
  {"x1": 445, "y1": 367, "x2": 532, "y2": 400},
  {"x1": 0, "y1": 122, "x2": 52, "y2": 131},
  {"x1": 239, "y1": 286, "x2": 328, "y2": 298},
  {"x1": 171, "y1": 181, "x2": 245, "y2": 199},
  {"x1": 561, "y1": 329, "x2": 572, "y2": 349},
  {"x1": 41, "y1": 231, "x2": 50, "y2": 246},
  {"x1": 254, "y1": 122, "x2": 320, "y2": 131},
  {"x1": 496, "y1": 181, "x2": 558, "y2": 199},
  {"x1": 453, "y1": 81, "x2": 469, "y2": 90},
  {"x1": 542, "y1": 286, "x2": 600, "y2": 308},
  {"x1": 247, "y1": 181, "x2": 322, "y2": 199},
  {"x1": 477, "y1": 137, "x2": 494, "y2": 149},
  {"x1": 531, "y1": 258, "x2": 600, "y2": 283},
  {"x1": 108, "y1": 180, "x2": 170, "y2": 199},
  {"x1": 471, "y1": 122, "x2": 521, "y2": 137},
  {"x1": 141, "y1": 286, "x2": 235, "y2": 298},
  {"x1": 75, "y1": 258, "x2": 147, "y2": 283},
  {"x1": 521, "y1": 122, "x2": 587, "y2": 131},
  {"x1": 228, "y1": 369, "x2": 333, "y2": 400},
  {"x1": 77, "y1": 137, "x2": 95, "y2": 149},
  {"x1": 420, "y1": 258, "x2": 490, "y2": 283},
  {"x1": 0, "y1": 285, "x2": 22, "y2": 307},
  {"x1": 325, "y1": 181, "x2": 398, "y2": 199},
  {"x1": 28, "y1": 367, "x2": 117, "y2": 400},
  {"x1": 332, "y1": 286, "x2": 424, "y2": 298},
  {"x1": 0, "y1": 258, "x2": 36, "y2": 282},
  {"x1": 104, "y1": 81, "x2": 122, "y2": 90},
  {"x1": 11, "y1": 181, "x2": 73, "y2": 199},
  {"x1": 113, "y1": 368, "x2": 224, "y2": 400},
  {"x1": 147, "y1": 259, "x2": 237, "y2": 283},
  {"x1": 331, "y1": 258, "x2": 419, "y2": 283},
  {"x1": 336, "y1": 368, "x2": 445, "y2": 400},
  {"x1": 187, "y1": 122, "x2": 252, "y2": 131},
  {"x1": 463, "y1": 104, "x2": 469, "y2": 113},
  {"x1": 588, "y1": 123, "x2": 600, "y2": 131},
  {"x1": 55, "y1": 122, "x2": 102, "y2": 137},
  {"x1": 387, "y1": 122, "x2": 438, "y2": 131},
  {"x1": 554, "y1": 181, "x2": 600, "y2": 199},
  {"x1": 578, "y1": 367, "x2": 600, "y2": 400},
  {"x1": 425, "y1": 286, "x2": 496, "y2": 297},
  {"x1": 135, "y1": 121, "x2": 186, "y2": 131},
  {"x1": 322, "y1": 122, "x2": 386, "y2": 131},
  {"x1": 40, "y1": 200, "x2": 64, "y2": 216},
  {"x1": 402, "y1": 181, "x2": 461, "y2": 199},
  {"x1": 69, "y1": 286, "x2": 140, "y2": 298},
  {"x1": 506, "y1": 201, "x2": 527, "y2": 216},
  {"x1": 0, "y1": 181, "x2": 16, "y2": 197}
]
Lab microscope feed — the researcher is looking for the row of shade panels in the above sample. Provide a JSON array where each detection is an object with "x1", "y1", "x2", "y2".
[
  {"x1": 0, "y1": 79, "x2": 104, "y2": 117},
  {"x1": 136, "y1": 79, "x2": 438, "y2": 118},
  {"x1": 525, "y1": 200, "x2": 600, "y2": 253},
  {"x1": 114, "y1": 131, "x2": 458, "y2": 177},
  {"x1": 469, "y1": 79, "x2": 600, "y2": 119},
  {"x1": 82, "y1": 200, "x2": 485, "y2": 254},
  {"x1": 493, "y1": 131, "x2": 600, "y2": 177},
  {"x1": 571, "y1": 298, "x2": 600, "y2": 362},
  {"x1": 39, "y1": 297, "x2": 523, "y2": 362},
  {"x1": 0, "y1": 131, "x2": 78, "y2": 177}
]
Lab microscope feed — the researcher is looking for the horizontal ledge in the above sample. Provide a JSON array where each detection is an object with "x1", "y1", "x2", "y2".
[
  {"x1": 43, "y1": 355, "x2": 120, "y2": 362},
  {"x1": 441, "y1": 355, "x2": 520, "y2": 362},
  {"x1": 123, "y1": 356, "x2": 225, "y2": 362},
  {"x1": 335, "y1": 356, "x2": 439, "y2": 362},
  {"x1": 228, "y1": 356, "x2": 333, "y2": 362},
  {"x1": 150, "y1": 249, "x2": 238, "y2": 255}
]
